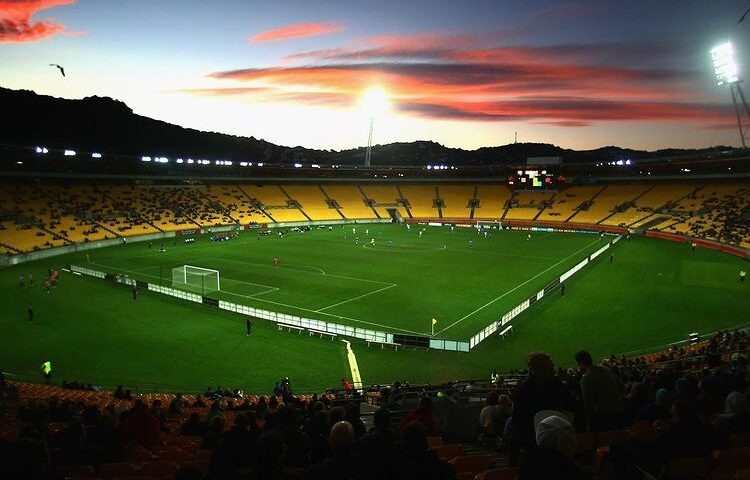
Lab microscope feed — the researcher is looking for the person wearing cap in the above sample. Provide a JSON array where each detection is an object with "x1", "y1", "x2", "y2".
[
  {"x1": 518, "y1": 410, "x2": 590, "y2": 480},
  {"x1": 575, "y1": 350, "x2": 625, "y2": 431}
]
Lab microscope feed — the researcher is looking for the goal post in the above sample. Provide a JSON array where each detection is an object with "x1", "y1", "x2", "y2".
[{"x1": 172, "y1": 265, "x2": 220, "y2": 294}]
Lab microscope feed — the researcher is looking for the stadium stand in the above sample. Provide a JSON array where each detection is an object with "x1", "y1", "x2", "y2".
[
  {"x1": 473, "y1": 184, "x2": 513, "y2": 220},
  {"x1": 438, "y1": 184, "x2": 474, "y2": 219},
  {"x1": 503, "y1": 191, "x2": 555, "y2": 221},
  {"x1": 282, "y1": 185, "x2": 341, "y2": 221},
  {"x1": 535, "y1": 185, "x2": 603, "y2": 222},
  {"x1": 0, "y1": 328, "x2": 747, "y2": 479},
  {"x1": 239, "y1": 184, "x2": 308, "y2": 223},
  {"x1": 203, "y1": 184, "x2": 268, "y2": 225},
  {"x1": 320, "y1": 184, "x2": 377, "y2": 220},
  {"x1": 1, "y1": 181, "x2": 749, "y2": 253},
  {"x1": 399, "y1": 184, "x2": 439, "y2": 218},
  {"x1": 567, "y1": 183, "x2": 653, "y2": 224},
  {"x1": 360, "y1": 184, "x2": 410, "y2": 219}
]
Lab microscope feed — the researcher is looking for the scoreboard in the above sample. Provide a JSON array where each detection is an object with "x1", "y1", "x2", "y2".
[{"x1": 506, "y1": 169, "x2": 560, "y2": 189}]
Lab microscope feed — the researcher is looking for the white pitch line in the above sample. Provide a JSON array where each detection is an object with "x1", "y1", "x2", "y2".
[
  {"x1": 89, "y1": 261, "x2": 278, "y2": 293},
  {"x1": 316, "y1": 283, "x2": 398, "y2": 312},
  {"x1": 206, "y1": 255, "x2": 394, "y2": 286},
  {"x1": 435, "y1": 237, "x2": 605, "y2": 335},
  {"x1": 220, "y1": 289, "x2": 424, "y2": 335},
  {"x1": 341, "y1": 340, "x2": 363, "y2": 391}
]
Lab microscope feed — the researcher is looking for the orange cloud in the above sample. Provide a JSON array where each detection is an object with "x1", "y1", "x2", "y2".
[
  {"x1": 199, "y1": 31, "x2": 732, "y2": 128},
  {"x1": 0, "y1": 0, "x2": 77, "y2": 43},
  {"x1": 249, "y1": 21, "x2": 343, "y2": 43}
]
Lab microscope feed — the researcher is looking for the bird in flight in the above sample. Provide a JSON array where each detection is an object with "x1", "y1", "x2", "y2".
[
  {"x1": 49, "y1": 64, "x2": 65, "y2": 77},
  {"x1": 740, "y1": 5, "x2": 750, "y2": 23}
]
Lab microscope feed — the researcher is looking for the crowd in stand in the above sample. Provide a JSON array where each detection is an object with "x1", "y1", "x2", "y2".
[{"x1": 0, "y1": 329, "x2": 748, "y2": 479}]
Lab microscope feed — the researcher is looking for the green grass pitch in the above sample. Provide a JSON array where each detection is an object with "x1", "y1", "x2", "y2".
[{"x1": 0, "y1": 223, "x2": 747, "y2": 393}]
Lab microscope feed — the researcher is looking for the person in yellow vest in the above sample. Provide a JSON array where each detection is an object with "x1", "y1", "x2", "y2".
[
  {"x1": 41, "y1": 360, "x2": 52, "y2": 385},
  {"x1": 741, "y1": 270, "x2": 746, "y2": 284}
]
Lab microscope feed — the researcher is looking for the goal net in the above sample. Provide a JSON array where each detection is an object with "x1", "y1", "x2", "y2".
[{"x1": 172, "y1": 265, "x2": 220, "y2": 294}]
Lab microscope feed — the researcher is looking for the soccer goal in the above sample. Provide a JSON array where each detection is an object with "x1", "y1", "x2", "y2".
[
  {"x1": 476, "y1": 220, "x2": 502, "y2": 230},
  {"x1": 172, "y1": 265, "x2": 221, "y2": 294}
]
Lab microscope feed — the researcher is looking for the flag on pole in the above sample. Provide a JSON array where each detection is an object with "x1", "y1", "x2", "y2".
[{"x1": 432, "y1": 318, "x2": 438, "y2": 325}]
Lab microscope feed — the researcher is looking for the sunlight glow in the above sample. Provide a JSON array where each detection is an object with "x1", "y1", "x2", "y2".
[{"x1": 360, "y1": 88, "x2": 389, "y2": 118}]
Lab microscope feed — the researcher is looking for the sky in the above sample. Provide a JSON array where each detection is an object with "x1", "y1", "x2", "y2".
[{"x1": 2, "y1": 0, "x2": 750, "y2": 152}]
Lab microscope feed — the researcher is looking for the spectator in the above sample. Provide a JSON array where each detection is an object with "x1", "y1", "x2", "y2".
[
  {"x1": 575, "y1": 350, "x2": 625, "y2": 431},
  {"x1": 121, "y1": 401, "x2": 162, "y2": 448},
  {"x1": 400, "y1": 422, "x2": 455, "y2": 480},
  {"x1": 399, "y1": 396, "x2": 436, "y2": 433},
  {"x1": 636, "y1": 388, "x2": 674, "y2": 423},
  {"x1": 510, "y1": 352, "x2": 571, "y2": 465},
  {"x1": 519, "y1": 410, "x2": 590, "y2": 480},
  {"x1": 308, "y1": 421, "x2": 361, "y2": 480}
]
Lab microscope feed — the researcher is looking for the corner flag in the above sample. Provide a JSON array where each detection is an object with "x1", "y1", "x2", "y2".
[
  {"x1": 432, "y1": 318, "x2": 438, "y2": 325},
  {"x1": 431, "y1": 318, "x2": 437, "y2": 336}
]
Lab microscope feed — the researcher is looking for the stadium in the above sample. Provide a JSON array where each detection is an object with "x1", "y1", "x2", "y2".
[{"x1": 1, "y1": 2, "x2": 750, "y2": 479}]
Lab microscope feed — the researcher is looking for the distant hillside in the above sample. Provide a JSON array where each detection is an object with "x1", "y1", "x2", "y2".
[{"x1": 0, "y1": 87, "x2": 733, "y2": 166}]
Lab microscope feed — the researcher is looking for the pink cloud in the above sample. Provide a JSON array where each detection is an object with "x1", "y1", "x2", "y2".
[
  {"x1": 249, "y1": 21, "x2": 343, "y2": 43},
  {"x1": 0, "y1": 0, "x2": 77, "y2": 43}
]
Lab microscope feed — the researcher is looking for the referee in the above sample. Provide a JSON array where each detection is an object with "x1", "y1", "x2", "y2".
[{"x1": 246, "y1": 318, "x2": 253, "y2": 336}]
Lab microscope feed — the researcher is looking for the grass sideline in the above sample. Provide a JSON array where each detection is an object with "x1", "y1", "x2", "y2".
[{"x1": 0, "y1": 225, "x2": 747, "y2": 392}]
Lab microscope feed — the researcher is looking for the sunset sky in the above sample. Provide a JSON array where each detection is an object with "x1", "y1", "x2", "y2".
[{"x1": 2, "y1": 0, "x2": 750, "y2": 151}]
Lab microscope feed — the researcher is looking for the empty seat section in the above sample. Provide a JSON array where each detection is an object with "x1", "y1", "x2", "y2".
[
  {"x1": 505, "y1": 191, "x2": 554, "y2": 221},
  {"x1": 474, "y1": 184, "x2": 511, "y2": 219},
  {"x1": 320, "y1": 185, "x2": 376, "y2": 219},
  {"x1": 602, "y1": 183, "x2": 697, "y2": 227},
  {"x1": 399, "y1": 184, "x2": 437, "y2": 218},
  {"x1": 360, "y1": 185, "x2": 408, "y2": 218},
  {"x1": 282, "y1": 185, "x2": 340, "y2": 221},
  {"x1": 439, "y1": 184, "x2": 474, "y2": 219},
  {"x1": 571, "y1": 184, "x2": 650, "y2": 224},
  {"x1": 536, "y1": 185, "x2": 601, "y2": 222}
]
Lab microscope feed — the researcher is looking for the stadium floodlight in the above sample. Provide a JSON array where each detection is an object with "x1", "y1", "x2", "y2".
[
  {"x1": 711, "y1": 41, "x2": 750, "y2": 148},
  {"x1": 35, "y1": 146, "x2": 48, "y2": 154},
  {"x1": 711, "y1": 42, "x2": 738, "y2": 86},
  {"x1": 361, "y1": 87, "x2": 389, "y2": 167},
  {"x1": 91, "y1": 152, "x2": 102, "y2": 158},
  {"x1": 187, "y1": 158, "x2": 194, "y2": 164},
  {"x1": 64, "y1": 149, "x2": 76, "y2": 156},
  {"x1": 294, "y1": 163, "x2": 302, "y2": 168},
  {"x1": 176, "y1": 158, "x2": 183, "y2": 164},
  {"x1": 257, "y1": 162, "x2": 264, "y2": 167},
  {"x1": 141, "y1": 156, "x2": 151, "y2": 162}
]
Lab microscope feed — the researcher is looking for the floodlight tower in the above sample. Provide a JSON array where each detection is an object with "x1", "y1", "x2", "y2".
[
  {"x1": 361, "y1": 88, "x2": 388, "y2": 166},
  {"x1": 711, "y1": 42, "x2": 750, "y2": 148}
]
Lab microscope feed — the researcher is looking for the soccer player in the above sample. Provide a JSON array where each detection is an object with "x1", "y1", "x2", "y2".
[
  {"x1": 86, "y1": 253, "x2": 90, "y2": 263},
  {"x1": 366, "y1": 228, "x2": 369, "y2": 235},
  {"x1": 352, "y1": 227, "x2": 356, "y2": 235},
  {"x1": 28, "y1": 273, "x2": 33, "y2": 286},
  {"x1": 388, "y1": 240, "x2": 392, "y2": 248},
  {"x1": 148, "y1": 241, "x2": 153, "y2": 249},
  {"x1": 246, "y1": 318, "x2": 253, "y2": 336},
  {"x1": 609, "y1": 252, "x2": 614, "y2": 264},
  {"x1": 451, "y1": 225, "x2": 455, "y2": 234},
  {"x1": 419, "y1": 230, "x2": 423, "y2": 238},
  {"x1": 132, "y1": 284, "x2": 138, "y2": 301},
  {"x1": 469, "y1": 239, "x2": 473, "y2": 248},
  {"x1": 691, "y1": 242, "x2": 697, "y2": 251},
  {"x1": 527, "y1": 234, "x2": 531, "y2": 240},
  {"x1": 45, "y1": 280, "x2": 51, "y2": 294},
  {"x1": 18, "y1": 275, "x2": 24, "y2": 287},
  {"x1": 560, "y1": 283, "x2": 566, "y2": 296},
  {"x1": 370, "y1": 238, "x2": 375, "y2": 246},
  {"x1": 273, "y1": 256, "x2": 279, "y2": 266},
  {"x1": 741, "y1": 270, "x2": 747, "y2": 284},
  {"x1": 28, "y1": 305, "x2": 33, "y2": 322},
  {"x1": 406, "y1": 224, "x2": 411, "y2": 231}
]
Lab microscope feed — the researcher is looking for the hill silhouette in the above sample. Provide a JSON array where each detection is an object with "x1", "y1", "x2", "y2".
[{"x1": 0, "y1": 87, "x2": 733, "y2": 166}]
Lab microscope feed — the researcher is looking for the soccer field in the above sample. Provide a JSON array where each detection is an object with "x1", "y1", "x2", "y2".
[
  {"x1": 78, "y1": 224, "x2": 607, "y2": 340},
  {"x1": 0, "y1": 225, "x2": 747, "y2": 393}
]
